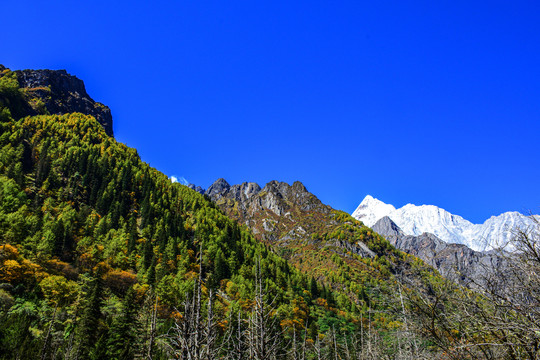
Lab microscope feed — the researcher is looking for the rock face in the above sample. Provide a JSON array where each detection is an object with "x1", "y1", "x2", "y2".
[
  {"x1": 371, "y1": 216, "x2": 404, "y2": 238},
  {"x1": 187, "y1": 184, "x2": 205, "y2": 194},
  {"x1": 205, "y1": 179, "x2": 376, "y2": 259},
  {"x1": 205, "y1": 178, "x2": 232, "y2": 198},
  {"x1": 205, "y1": 179, "x2": 330, "y2": 220},
  {"x1": 205, "y1": 179, "x2": 329, "y2": 228},
  {"x1": 372, "y1": 216, "x2": 504, "y2": 285},
  {"x1": 12, "y1": 67, "x2": 113, "y2": 136}
]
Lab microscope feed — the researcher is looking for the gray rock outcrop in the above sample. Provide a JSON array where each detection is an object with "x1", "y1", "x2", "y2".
[
  {"x1": 373, "y1": 216, "x2": 505, "y2": 286},
  {"x1": 204, "y1": 179, "x2": 375, "y2": 260},
  {"x1": 187, "y1": 184, "x2": 205, "y2": 194}
]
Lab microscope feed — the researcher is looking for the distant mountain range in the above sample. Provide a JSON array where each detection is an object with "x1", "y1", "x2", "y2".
[
  {"x1": 352, "y1": 195, "x2": 539, "y2": 252},
  {"x1": 370, "y1": 215, "x2": 505, "y2": 286}
]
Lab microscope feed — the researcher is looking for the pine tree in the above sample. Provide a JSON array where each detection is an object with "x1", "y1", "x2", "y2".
[
  {"x1": 106, "y1": 288, "x2": 138, "y2": 360},
  {"x1": 309, "y1": 277, "x2": 319, "y2": 299},
  {"x1": 75, "y1": 277, "x2": 104, "y2": 360}
]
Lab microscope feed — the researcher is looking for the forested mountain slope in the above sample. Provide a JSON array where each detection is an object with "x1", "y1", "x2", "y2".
[
  {"x1": 0, "y1": 66, "x2": 430, "y2": 359},
  {"x1": 204, "y1": 179, "x2": 439, "y2": 329},
  {"x1": 6, "y1": 65, "x2": 536, "y2": 360},
  {"x1": 205, "y1": 178, "x2": 409, "y2": 284}
]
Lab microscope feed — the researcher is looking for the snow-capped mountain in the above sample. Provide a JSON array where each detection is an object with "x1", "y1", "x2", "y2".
[
  {"x1": 352, "y1": 195, "x2": 396, "y2": 228},
  {"x1": 352, "y1": 196, "x2": 538, "y2": 252}
]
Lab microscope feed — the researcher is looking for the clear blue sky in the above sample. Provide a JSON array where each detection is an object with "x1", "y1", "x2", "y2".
[{"x1": 3, "y1": 1, "x2": 539, "y2": 223}]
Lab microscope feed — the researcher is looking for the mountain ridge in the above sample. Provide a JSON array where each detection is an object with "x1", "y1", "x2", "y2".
[
  {"x1": 2, "y1": 73, "x2": 393, "y2": 358},
  {"x1": 2, "y1": 65, "x2": 539, "y2": 358},
  {"x1": 372, "y1": 216, "x2": 505, "y2": 286},
  {"x1": 353, "y1": 195, "x2": 538, "y2": 251}
]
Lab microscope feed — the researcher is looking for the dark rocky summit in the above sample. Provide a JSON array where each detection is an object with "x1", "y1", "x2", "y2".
[
  {"x1": 204, "y1": 179, "x2": 376, "y2": 259},
  {"x1": 205, "y1": 178, "x2": 232, "y2": 198},
  {"x1": 1, "y1": 65, "x2": 113, "y2": 136},
  {"x1": 371, "y1": 216, "x2": 404, "y2": 238},
  {"x1": 187, "y1": 183, "x2": 205, "y2": 194},
  {"x1": 205, "y1": 178, "x2": 330, "y2": 226}
]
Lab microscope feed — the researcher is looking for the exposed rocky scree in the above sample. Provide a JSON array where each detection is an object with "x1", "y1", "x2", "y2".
[
  {"x1": 2, "y1": 65, "x2": 113, "y2": 136},
  {"x1": 372, "y1": 216, "x2": 505, "y2": 286}
]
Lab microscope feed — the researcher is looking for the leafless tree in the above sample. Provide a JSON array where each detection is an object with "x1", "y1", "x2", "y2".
[
  {"x1": 287, "y1": 321, "x2": 308, "y2": 360},
  {"x1": 222, "y1": 307, "x2": 247, "y2": 360},
  {"x1": 168, "y1": 246, "x2": 224, "y2": 360},
  {"x1": 312, "y1": 334, "x2": 324, "y2": 360},
  {"x1": 146, "y1": 293, "x2": 158, "y2": 360},
  {"x1": 245, "y1": 259, "x2": 285, "y2": 360},
  {"x1": 405, "y1": 215, "x2": 540, "y2": 360}
]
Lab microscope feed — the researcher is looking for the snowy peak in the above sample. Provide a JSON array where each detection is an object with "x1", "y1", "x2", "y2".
[
  {"x1": 352, "y1": 195, "x2": 395, "y2": 227},
  {"x1": 463, "y1": 211, "x2": 539, "y2": 251},
  {"x1": 352, "y1": 196, "x2": 538, "y2": 252},
  {"x1": 391, "y1": 204, "x2": 473, "y2": 247}
]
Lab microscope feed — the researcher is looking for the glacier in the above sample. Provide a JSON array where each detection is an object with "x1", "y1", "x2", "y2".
[{"x1": 352, "y1": 196, "x2": 539, "y2": 252}]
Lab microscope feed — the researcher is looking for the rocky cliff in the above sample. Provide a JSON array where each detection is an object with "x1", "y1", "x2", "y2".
[
  {"x1": 205, "y1": 178, "x2": 382, "y2": 261},
  {"x1": 205, "y1": 178, "x2": 333, "y2": 241},
  {"x1": 187, "y1": 183, "x2": 205, "y2": 194},
  {"x1": 1, "y1": 65, "x2": 113, "y2": 136}
]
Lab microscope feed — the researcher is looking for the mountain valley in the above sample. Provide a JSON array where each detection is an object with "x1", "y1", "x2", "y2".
[{"x1": 1, "y1": 66, "x2": 539, "y2": 359}]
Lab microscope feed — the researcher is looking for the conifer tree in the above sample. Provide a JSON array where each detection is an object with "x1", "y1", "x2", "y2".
[
  {"x1": 75, "y1": 277, "x2": 104, "y2": 360},
  {"x1": 106, "y1": 288, "x2": 139, "y2": 360}
]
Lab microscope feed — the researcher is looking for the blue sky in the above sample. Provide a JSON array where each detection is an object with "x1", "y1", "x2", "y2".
[{"x1": 3, "y1": 1, "x2": 539, "y2": 223}]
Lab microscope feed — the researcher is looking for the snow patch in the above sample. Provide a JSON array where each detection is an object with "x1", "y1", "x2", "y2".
[{"x1": 170, "y1": 175, "x2": 189, "y2": 185}]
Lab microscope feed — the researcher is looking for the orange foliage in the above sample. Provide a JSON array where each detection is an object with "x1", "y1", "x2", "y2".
[
  {"x1": 1, "y1": 260, "x2": 25, "y2": 283},
  {"x1": 103, "y1": 268, "x2": 138, "y2": 293},
  {"x1": 314, "y1": 298, "x2": 328, "y2": 308},
  {"x1": 0, "y1": 244, "x2": 45, "y2": 284},
  {"x1": 45, "y1": 259, "x2": 78, "y2": 280},
  {"x1": 93, "y1": 261, "x2": 110, "y2": 274},
  {"x1": 0, "y1": 244, "x2": 20, "y2": 261},
  {"x1": 78, "y1": 252, "x2": 94, "y2": 270}
]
